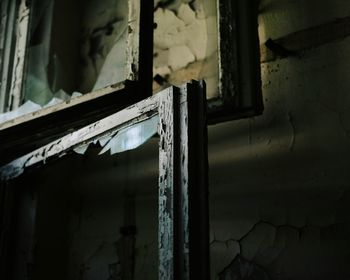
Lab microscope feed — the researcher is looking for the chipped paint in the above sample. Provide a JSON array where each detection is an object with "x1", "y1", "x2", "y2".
[
  {"x1": 0, "y1": 88, "x2": 165, "y2": 180},
  {"x1": 158, "y1": 88, "x2": 176, "y2": 280},
  {"x1": 126, "y1": 0, "x2": 140, "y2": 81},
  {"x1": 9, "y1": 0, "x2": 30, "y2": 110}
]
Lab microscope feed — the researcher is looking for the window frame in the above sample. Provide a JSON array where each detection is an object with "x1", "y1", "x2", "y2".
[
  {"x1": 1, "y1": 0, "x2": 263, "y2": 124},
  {"x1": 207, "y1": 0, "x2": 263, "y2": 124},
  {"x1": 0, "y1": 81, "x2": 210, "y2": 279},
  {"x1": 0, "y1": 0, "x2": 153, "y2": 113},
  {"x1": 0, "y1": 0, "x2": 30, "y2": 113}
]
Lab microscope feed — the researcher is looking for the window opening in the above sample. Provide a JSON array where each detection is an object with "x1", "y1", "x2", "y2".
[
  {"x1": 153, "y1": 0, "x2": 219, "y2": 100},
  {"x1": 24, "y1": 0, "x2": 135, "y2": 105},
  {"x1": 0, "y1": 82, "x2": 209, "y2": 280},
  {"x1": 0, "y1": 0, "x2": 144, "y2": 121},
  {"x1": 153, "y1": 0, "x2": 263, "y2": 123}
]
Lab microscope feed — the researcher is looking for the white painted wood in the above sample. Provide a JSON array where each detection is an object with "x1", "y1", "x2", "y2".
[
  {"x1": 0, "y1": 82, "x2": 125, "y2": 130},
  {"x1": 0, "y1": 87, "x2": 171, "y2": 180},
  {"x1": 9, "y1": 0, "x2": 30, "y2": 110},
  {"x1": 0, "y1": 0, "x2": 17, "y2": 113},
  {"x1": 127, "y1": 0, "x2": 140, "y2": 81}
]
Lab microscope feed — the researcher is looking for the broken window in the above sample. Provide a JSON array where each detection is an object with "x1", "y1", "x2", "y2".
[
  {"x1": 24, "y1": 0, "x2": 136, "y2": 105},
  {"x1": 6, "y1": 137, "x2": 159, "y2": 280},
  {"x1": 0, "y1": 82, "x2": 209, "y2": 279},
  {"x1": 0, "y1": 0, "x2": 146, "y2": 118},
  {"x1": 153, "y1": 0, "x2": 219, "y2": 99},
  {"x1": 153, "y1": 0, "x2": 263, "y2": 123},
  {"x1": 1, "y1": 0, "x2": 263, "y2": 125}
]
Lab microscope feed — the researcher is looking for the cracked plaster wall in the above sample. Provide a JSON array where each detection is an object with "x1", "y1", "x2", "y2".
[
  {"x1": 209, "y1": 0, "x2": 350, "y2": 279},
  {"x1": 153, "y1": 0, "x2": 219, "y2": 99}
]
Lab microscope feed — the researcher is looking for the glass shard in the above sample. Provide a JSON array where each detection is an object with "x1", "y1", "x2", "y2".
[{"x1": 99, "y1": 115, "x2": 159, "y2": 155}]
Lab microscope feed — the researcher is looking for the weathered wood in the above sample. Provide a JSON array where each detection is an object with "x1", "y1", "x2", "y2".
[
  {"x1": 158, "y1": 87, "x2": 177, "y2": 280},
  {"x1": 9, "y1": 0, "x2": 30, "y2": 110},
  {"x1": 0, "y1": 87, "x2": 164, "y2": 180},
  {"x1": 260, "y1": 16, "x2": 350, "y2": 63},
  {"x1": 1, "y1": 82, "x2": 209, "y2": 280},
  {"x1": 158, "y1": 81, "x2": 209, "y2": 280},
  {"x1": 210, "y1": 0, "x2": 263, "y2": 124},
  {"x1": 178, "y1": 84, "x2": 190, "y2": 280},
  {"x1": 0, "y1": 0, "x2": 17, "y2": 113},
  {"x1": 0, "y1": 81, "x2": 144, "y2": 166},
  {"x1": 127, "y1": 0, "x2": 140, "y2": 81},
  {"x1": 0, "y1": 0, "x2": 154, "y2": 163},
  {"x1": 0, "y1": 82, "x2": 125, "y2": 131}
]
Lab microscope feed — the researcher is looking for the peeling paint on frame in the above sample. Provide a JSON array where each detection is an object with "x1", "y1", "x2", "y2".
[{"x1": 9, "y1": 0, "x2": 30, "y2": 110}]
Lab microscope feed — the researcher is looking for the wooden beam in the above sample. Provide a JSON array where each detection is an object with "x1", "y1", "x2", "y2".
[
  {"x1": 0, "y1": 0, "x2": 17, "y2": 112},
  {"x1": 260, "y1": 16, "x2": 350, "y2": 63},
  {"x1": 158, "y1": 81, "x2": 209, "y2": 279},
  {"x1": 186, "y1": 82, "x2": 209, "y2": 279}
]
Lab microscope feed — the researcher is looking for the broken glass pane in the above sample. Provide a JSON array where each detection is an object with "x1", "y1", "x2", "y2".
[
  {"x1": 23, "y1": 0, "x2": 131, "y2": 106},
  {"x1": 99, "y1": 115, "x2": 159, "y2": 155},
  {"x1": 0, "y1": 100, "x2": 41, "y2": 123},
  {"x1": 153, "y1": 0, "x2": 219, "y2": 99}
]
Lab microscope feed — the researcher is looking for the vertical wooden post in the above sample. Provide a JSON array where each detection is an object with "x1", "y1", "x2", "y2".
[
  {"x1": 185, "y1": 81, "x2": 209, "y2": 280},
  {"x1": 158, "y1": 81, "x2": 209, "y2": 279},
  {"x1": 158, "y1": 87, "x2": 178, "y2": 280},
  {"x1": 9, "y1": 0, "x2": 30, "y2": 110}
]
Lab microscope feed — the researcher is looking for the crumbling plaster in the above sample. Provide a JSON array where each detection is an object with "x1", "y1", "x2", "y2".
[
  {"x1": 209, "y1": 0, "x2": 350, "y2": 279},
  {"x1": 153, "y1": 0, "x2": 219, "y2": 98}
]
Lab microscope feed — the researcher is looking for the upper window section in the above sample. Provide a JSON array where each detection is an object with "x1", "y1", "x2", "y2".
[
  {"x1": 25, "y1": 0, "x2": 132, "y2": 105},
  {"x1": 153, "y1": 0, "x2": 220, "y2": 99},
  {"x1": 0, "y1": 0, "x2": 141, "y2": 117}
]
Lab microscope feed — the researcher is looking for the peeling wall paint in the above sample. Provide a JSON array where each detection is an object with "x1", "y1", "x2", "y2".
[
  {"x1": 153, "y1": 0, "x2": 219, "y2": 99},
  {"x1": 208, "y1": 0, "x2": 350, "y2": 279}
]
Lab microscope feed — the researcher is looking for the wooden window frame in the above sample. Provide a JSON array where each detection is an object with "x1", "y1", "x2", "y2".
[
  {"x1": 0, "y1": 81, "x2": 209, "y2": 279},
  {"x1": 207, "y1": 0, "x2": 263, "y2": 124},
  {"x1": 1, "y1": 0, "x2": 263, "y2": 122},
  {"x1": 0, "y1": 0, "x2": 153, "y2": 113}
]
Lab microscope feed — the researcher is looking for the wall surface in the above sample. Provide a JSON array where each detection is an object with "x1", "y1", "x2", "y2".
[
  {"x1": 209, "y1": 0, "x2": 350, "y2": 279},
  {"x1": 7, "y1": 0, "x2": 350, "y2": 279}
]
